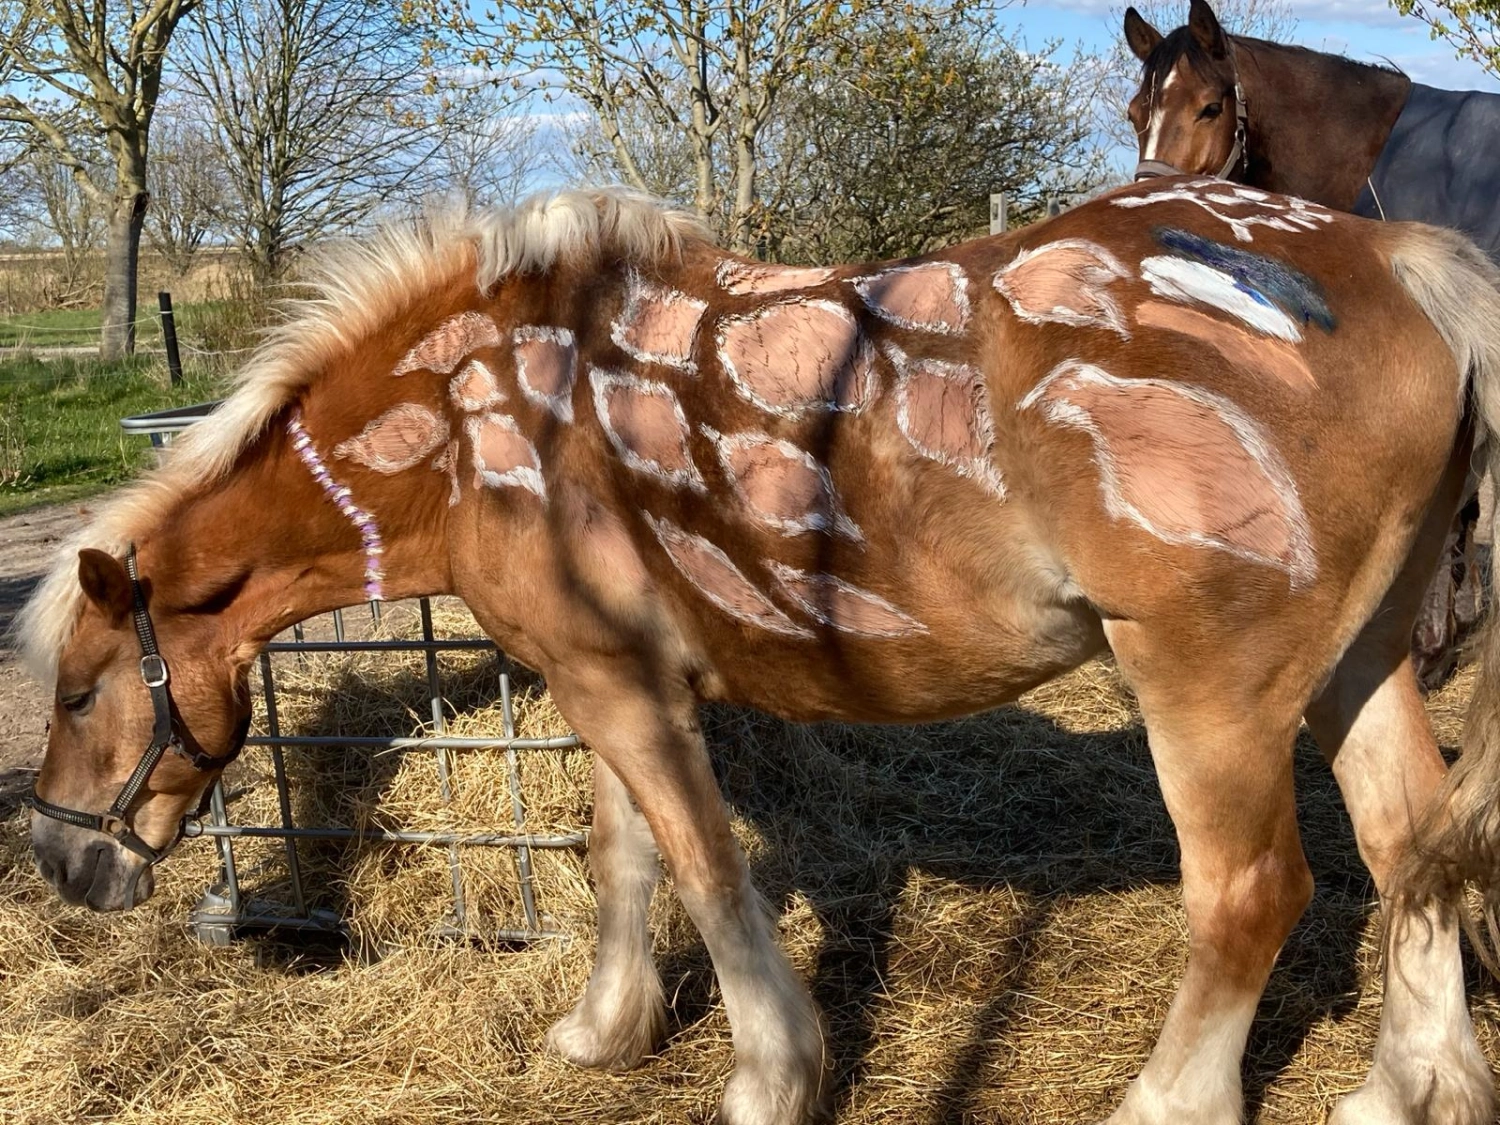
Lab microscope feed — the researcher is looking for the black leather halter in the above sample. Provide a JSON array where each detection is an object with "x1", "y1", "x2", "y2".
[
  {"x1": 1135, "y1": 46, "x2": 1249, "y2": 183},
  {"x1": 30, "y1": 545, "x2": 245, "y2": 903}
]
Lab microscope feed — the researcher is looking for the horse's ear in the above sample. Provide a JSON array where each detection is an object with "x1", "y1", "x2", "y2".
[
  {"x1": 1124, "y1": 7, "x2": 1163, "y2": 62},
  {"x1": 77, "y1": 549, "x2": 132, "y2": 626},
  {"x1": 1188, "y1": 0, "x2": 1228, "y2": 58}
]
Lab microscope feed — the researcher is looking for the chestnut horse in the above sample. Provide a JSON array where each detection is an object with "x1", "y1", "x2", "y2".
[
  {"x1": 19, "y1": 182, "x2": 1500, "y2": 1124},
  {"x1": 1122, "y1": 0, "x2": 1500, "y2": 688}
]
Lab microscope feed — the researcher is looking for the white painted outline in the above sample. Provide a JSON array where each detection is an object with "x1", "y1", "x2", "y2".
[
  {"x1": 513, "y1": 325, "x2": 577, "y2": 422},
  {"x1": 465, "y1": 411, "x2": 546, "y2": 501},
  {"x1": 431, "y1": 441, "x2": 461, "y2": 507},
  {"x1": 1140, "y1": 255, "x2": 1303, "y2": 342},
  {"x1": 642, "y1": 512, "x2": 814, "y2": 639},
  {"x1": 610, "y1": 269, "x2": 707, "y2": 373},
  {"x1": 1018, "y1": 360, "x2": 1317, "y2": 588},
  {"x1": 716, "y1": 259, "x2": 834, "y2": 295},
  {"x1": 851, "y1": 260, "x2": 971, "y2": 335},
  {"x1": 449, "y1": 357, "x2": 507, "y2": 412},
  {"x1": 992, "y1": 238, "x2": 1133, "y2": 339},
  {"x1": 332, "y1": 402, "x2": 450, "y2": 474},
  {"x1": 393, "y1": 310, "x2": 502, "y2": 376},
  {"x1": 767, "y1": 561, "x2": 928, "y2": 638},
  {"x1": 1112, "y1": 183, "x2": 1334, "y2": 244},
  {"x1": 888, "y1": 343, "x2": 1006, "y2": 499},
  {"x1": 716, "y1": 297, "x2": 877, "y2": 418},
  {"x1": 589, "y1": 366, "x2": 706, "y2": 493},
  {"x1": 701, "y1": 425, "x2": 864, "y2": 543}
]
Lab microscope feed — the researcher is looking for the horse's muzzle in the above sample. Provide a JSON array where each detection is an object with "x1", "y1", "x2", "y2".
[{"x1": 31, "y1": 811, "x2": 156, "y2": 911}]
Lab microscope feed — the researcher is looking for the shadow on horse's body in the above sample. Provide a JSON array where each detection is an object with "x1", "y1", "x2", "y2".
[{"x1": 17, "y1": 182, "x2": 1500, "y2": 1124}]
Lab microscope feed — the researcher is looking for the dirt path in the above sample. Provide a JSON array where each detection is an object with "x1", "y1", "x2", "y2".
[{"x1": 0, "y1": 502, "x2": 87, "y2": 797}]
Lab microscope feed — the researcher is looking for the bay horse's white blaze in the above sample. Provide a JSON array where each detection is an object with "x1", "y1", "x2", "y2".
[
  {"x1": 1021, "y1": 361, "x2": 1316, "y2": 587},
  {"x1": 641, "y1": 513, "x2": 813, "y2": 638},
  {"x1": 993, "y1": 238, "x2": 1133, "y2": 338},
  {"x1": 333, "y1": 403, "x2": 450, "y2": 474},
  {"x1": 702, "y1": 427, "x2": 863, "y2": 542},
  {"x1": 767, "y1": 562, "x2": 927, "y2": 638},
  {"x1": 466, "y1": 412, "x2": 546, "y2": 500},
  {"x1": 717, "y1": 298, "x2": 876, "y2": 417},
  {"x1": 450, "y1": 358, "x2": 507, "y2": 412},
  {"x1": 611, "y1": 271, "x2": 707, "y2": 372},
  {"x1": 889, "y1": 344, "x2": 1005, "y2": 499},
  {"x1": 513, "y1": 326, "x2": 578, "y2": 422},
  {"x1": 393, "y1": 311, "x2": 502, "y2": 375},
  {"x1": 1141, "y1": 255, "x2": 1304, "y2": 341},
  {"x1": 589, "y1": 368, "x2": 706, "y2": 492},
  {"x1": 851, "y1": 261, "x2": 971, "y2": 334}
]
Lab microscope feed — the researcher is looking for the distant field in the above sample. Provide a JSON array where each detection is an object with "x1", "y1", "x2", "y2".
[{"x1": 0, "y1": 354, "x2": 224, "y2": 516}]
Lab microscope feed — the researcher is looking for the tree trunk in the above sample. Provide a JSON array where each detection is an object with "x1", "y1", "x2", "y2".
[{"x1": 99, "y1": 187, "x2": 149, "y2": 361}]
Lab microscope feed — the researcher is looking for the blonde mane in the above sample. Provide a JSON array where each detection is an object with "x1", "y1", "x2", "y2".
[{"x1": 15, "y1": 187, "x2": 710, "y2": 684}]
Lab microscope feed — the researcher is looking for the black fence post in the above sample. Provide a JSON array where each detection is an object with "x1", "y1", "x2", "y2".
[{"x1": 159, "y1": 291, "x2": 183, "y2": 387}]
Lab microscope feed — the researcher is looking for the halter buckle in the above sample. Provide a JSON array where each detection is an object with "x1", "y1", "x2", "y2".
[{"x1": 140, "y1": 654, "x2": 169, "y2": 688}]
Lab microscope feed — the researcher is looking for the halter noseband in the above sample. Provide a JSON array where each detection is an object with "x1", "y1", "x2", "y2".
[
  {"x1": 29, "y1": 544, "x2": 246, "y2": 907},
  {"x1": 1135, "y1": 47, "x2": 1249, "y2": 183}
]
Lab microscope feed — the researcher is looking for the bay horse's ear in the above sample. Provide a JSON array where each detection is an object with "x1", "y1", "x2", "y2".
[
  {"x1": 1124, "y1": 7, "x2": 1163, "y2": 62},
  {"x1": 1188, "y1": 0, "x2": 1229, "y2": 59},
  {"x1": 77, "y1": 549, "x2": 132, "y2": 626}
]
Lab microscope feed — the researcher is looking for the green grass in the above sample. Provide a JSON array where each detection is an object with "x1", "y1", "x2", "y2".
[
  {"x1": 0, "y1": 353, "x2": 225, "y2": 516},
  {"x1": 0, "y1": 301, "x2": 241, "y2": 350}
]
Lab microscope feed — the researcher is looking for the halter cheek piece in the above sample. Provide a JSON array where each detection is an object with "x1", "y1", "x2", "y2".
[
  {"x1": 29, "y1": 544, "x2": 246, "y2": 906},
  {"x1": 1135, "y1": 51, "x2": 1249, "y2": 182}
]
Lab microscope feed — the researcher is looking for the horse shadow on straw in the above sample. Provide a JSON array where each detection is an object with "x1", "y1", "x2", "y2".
[{"x1": 239, "y1": 650, "x2": 1454, "y2": 1120}]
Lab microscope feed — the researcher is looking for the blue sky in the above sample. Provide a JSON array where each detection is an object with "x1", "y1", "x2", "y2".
[{"x1": 1011, "y1": 0, "x2": 1500, "y2": 90}]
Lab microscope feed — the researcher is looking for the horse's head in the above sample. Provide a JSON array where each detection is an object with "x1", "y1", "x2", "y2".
[
  {"x1": 30, "y1": 547, "x2": 251, "y2": 911},
  {"x1": 1124, "y1": 0, "x2": 1246, "y2": 182}
]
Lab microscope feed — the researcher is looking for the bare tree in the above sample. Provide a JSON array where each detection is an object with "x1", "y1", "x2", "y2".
[
  {"x1": 0, "y1": 145, "x2": 109, "y2": 304},
  {"x1": 0, "y1": 0, "x2": 199, "y2": 356},
  {"x1": 146, "y1": 106, "x2": 225, "y2": 276},
  {"x1": 433, "y1": 89, "x2": 552, "y2": 209},
  {"x1": 440, "y1": 0, "x2": 970, "y2": 253},
  {"x1": 177, "y1": 0, "x2": 450, "y2": 283},
  {"x1": 759, "y1": 21, "x2": 1103, "y2": 263}
]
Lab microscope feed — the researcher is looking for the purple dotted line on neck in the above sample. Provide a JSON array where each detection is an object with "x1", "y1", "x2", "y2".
[{"x1": 287, "y1": 408, "x2": 385, "y2": 602}]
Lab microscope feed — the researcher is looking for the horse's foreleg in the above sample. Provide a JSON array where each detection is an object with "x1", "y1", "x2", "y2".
[
  {"x1": 1306, "y1": 652, "x2": 1493, "y2": 1125},
  {"x1": 545, "y1": 664, "x2": 825, "y2": 1125},
  {"x1": 546, "y1": 757, "x2": 666, "y2": 1071},
  {"x1": 1104, "y1": 622, "x2": 1314, "y2": 1125}
]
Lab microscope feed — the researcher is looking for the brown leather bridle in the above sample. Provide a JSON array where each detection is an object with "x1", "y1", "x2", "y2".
[
  {"x1": 29, "y1": 544, "x2": 246, "y2": 907},
  {"x1": 1135, "y1": 46, "x2": 1249, "y2": 182}
]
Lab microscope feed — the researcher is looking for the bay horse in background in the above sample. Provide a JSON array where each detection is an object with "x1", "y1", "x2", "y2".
[
  {"x1": 1124, "y1": 0, "x2": 1500, "y2": 689},
  {"x1": 19, "y1": 182, "x2": 1500, "y2": 1124}
]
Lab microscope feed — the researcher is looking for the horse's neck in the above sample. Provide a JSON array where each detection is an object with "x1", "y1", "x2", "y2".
[
  {"x1": 1237, "y1": 38, "x2": 1410, "y2": 210},
  {"x1": 141, "y1": 405, "x2": 454, "y2": 651}
]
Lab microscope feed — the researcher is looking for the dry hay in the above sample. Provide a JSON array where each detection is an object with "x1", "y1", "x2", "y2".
[{"x1": 1, "y1": 600, "x2": 1496, "y2": 1124}]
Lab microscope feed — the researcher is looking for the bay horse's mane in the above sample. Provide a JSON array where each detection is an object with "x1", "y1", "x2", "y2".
[
  {"x1": 1141, "y1": 28, "x2": 1405, "y2": 90},
  {"x1": 15, "y1": 187, "x2": 711, "y2": 682}
]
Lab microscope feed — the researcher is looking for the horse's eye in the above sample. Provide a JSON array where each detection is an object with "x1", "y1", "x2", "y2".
[
  {"x1": 60, "y1": 690, "x2": 95, "y2": 716},
  {"x1": 1200, "y1": 102, "x2": 1223, "y2": 120}
]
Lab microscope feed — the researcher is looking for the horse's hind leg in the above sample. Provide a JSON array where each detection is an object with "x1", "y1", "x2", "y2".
[
  {"x1": 546, "y1": 758, "x2": 666, "y2": 1070},
  {"x1": 1306, "y1": 645, "x2": 1493, "y2": 1125},
  {"x1": 544, "y1": 663, "x2": 825, "y2": 1125},
  {"x1": 1103, "y1": 621, "x2": 1315, "y2": 1125}
]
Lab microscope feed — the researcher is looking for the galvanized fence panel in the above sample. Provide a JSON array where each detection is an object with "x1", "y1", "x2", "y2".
[{"x1": 123, "y1": 403, "x2": 586, "y2": 945}]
